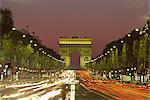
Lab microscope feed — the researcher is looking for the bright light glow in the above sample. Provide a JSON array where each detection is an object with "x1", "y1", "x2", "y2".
[
  {"x1": 139, "y1": 31, "x2": 142, "y2": 35},
  {"x1": 42, "y1": 51, "x2": 45, "y2": 53},
  {"x1": 119, "y1": 70, "x2": 121, "y2": 72},
  {"x1": 135, "y1": 29, "x2": 139, "y2": 31},
  {"x1": 22, "y1": 34, "x2": 26, "y2": 38},
  {"x1": 134, "y1": 67, "x2": 136, "y2": 70},
  {"x1": 40, "y1": 89, "x2": 61, "y2": 100},
  {"x1": 128, "y1": 34, "x2": 131, "y2": 37},
  {"x1": 34, "y1": 44, "x2": 37, "y2": 46},
  {"x1": 30, "y1": 40, "x2": 33, "y2": 43},
  {"x1": 12, "y1": 27, "x2": 16, "y2": 30},
  {"x1": 129, "y1": 73, "x2": 131, "y2": 75},
  {"x1": 107, "y1": 51, "x2": 110, "y2": 53},
  {"x1": 18, "y1": 84, "x2": 44, "y2": 92},
  {"x1": 0, "y1": 64, "x2": 2, "y2": 68},
  {"x1": 142, "y1": 30, "x2": 146, "y2": 33},
  {"x1": 5, "y1": 65, "x2": 8, "y2": 68},
  {"x1": 127, "y1": 69, "x2": 129, "y2": 71},
  {"x1": 105, "y1": 53, "x2": 107, "y2": 55},
  {"x1": 39, "y1": 48, "x2": 42, "y2": 50},
  {"x1": 115, "y1": 71, "x2": 117, "y2": 73},
  {"x1": 110, "y1": 48, "x2": 113, "y2": 51},
  {"x1": 121, "y1": 40, "x2": 124, "y2": 43},
  {"x1": 113, "y1": 46, "x2": 116, "y2": 48},
  {"x1": 131, "y1": 68, "x2": 133, "y2": 70}
]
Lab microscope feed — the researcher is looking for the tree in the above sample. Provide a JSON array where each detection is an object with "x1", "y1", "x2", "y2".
[{"x1": 0, "y1": 8, "x2": 14, "y2": 35}]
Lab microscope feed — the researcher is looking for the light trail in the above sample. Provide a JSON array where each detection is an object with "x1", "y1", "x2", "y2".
[
  {"x1": 2, "y1": 92, "x2": 25, "y2": 99},
  {"x1": 6, "y1": 80, "x2": 49, "y2": 88},
  {"x1": 18, "y1": 84, "x2": 46, "y2": 92},
  {"x1": 39, "y1": 89, "x2": 62, "y2": 100}
]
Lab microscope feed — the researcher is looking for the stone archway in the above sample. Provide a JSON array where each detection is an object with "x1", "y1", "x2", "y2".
[
  {"x1": 58, "y1": 37, "x2": 92, "y2": 69},
  {"x1": 70, "y1": 51, "x2": 80, "y2": 69}
]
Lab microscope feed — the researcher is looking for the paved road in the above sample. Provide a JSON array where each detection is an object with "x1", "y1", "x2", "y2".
[
  {"x1": 77, "y1": 70, "x2": 150, "y2": 100},
  {"x1": 76, "y1": 81, "x2": 115, "y2": 100}
]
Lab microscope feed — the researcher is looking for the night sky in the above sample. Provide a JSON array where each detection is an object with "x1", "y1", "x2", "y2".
[{"x1": 1, "y1": 0, "x2": 149, "y2": 57}]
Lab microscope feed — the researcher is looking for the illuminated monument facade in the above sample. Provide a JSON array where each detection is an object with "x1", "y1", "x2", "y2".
[{"x1": 58, "y1": 37, "x2": 92, "y2": 68}]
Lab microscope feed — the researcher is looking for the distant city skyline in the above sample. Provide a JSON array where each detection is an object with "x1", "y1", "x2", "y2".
[{"x1": 1, "y1": 0, "x2": 149, "y2": 57}]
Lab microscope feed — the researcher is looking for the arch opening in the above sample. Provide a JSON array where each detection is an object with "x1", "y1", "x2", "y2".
[{"x1": 70, "y1": 51, "x2": 80, "y2": 69}]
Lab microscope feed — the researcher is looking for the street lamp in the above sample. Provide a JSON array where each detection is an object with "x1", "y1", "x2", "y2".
[
  {"x1": 128, "y1": 34, "x2": 131, "y2": 37},
  {"x1": 0, "y1": 64, "x2": 2, "y2": 68},
  {"x1": 121, "y1": 40, "x2": 124, "y2": 43},
  {"x1": 12, "y1": 27, "x2": 16, "y2": 31},
  {"x1": 107, "y1": 51, "x2": 110, "y2": 54},
  {"x1": 5, "y1": 65, "x2": 8, "y2": 68},
  {"x1": 42, "y1": 51, "x2": 45, "y2": 53},
  {"x1": 34, "y1": 43, "x2": 37, "y2": 47},
  {"x1": 22, "y1": 34, "x2": 26, "y2": 38},
  {"x1": 39, "y1": 48, "x2": 42, "y2": 51},
  {"x1": 30, "y1": 40, "x2": 33, "y2": 43},
  {"x1": 134, "y1": 67, "x2": 136, "y2": 70},
  {"x1": 135, "y1": 28, "x2": 139, "y2": 31},
  {"x1": 113, "y1": 45, "x2": 116, "y2": 49}
]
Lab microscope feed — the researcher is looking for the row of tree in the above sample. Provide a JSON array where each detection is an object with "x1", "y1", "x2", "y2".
[
  {"x1": 85, "y1": 19, "x2": 150, "y2": 75},
  {"x1": 0, "y1": 8, "x2": 65, "y2": 73}
]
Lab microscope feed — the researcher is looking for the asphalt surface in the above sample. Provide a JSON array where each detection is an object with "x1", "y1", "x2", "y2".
[{"x1": 76, "y1": 81, "x2": 115, "y2": 100}]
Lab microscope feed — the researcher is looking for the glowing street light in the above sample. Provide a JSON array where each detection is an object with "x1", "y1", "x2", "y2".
[
  {"x1": 107, "y1": 51, "x2": 110, "y2": 53},
  {"x1": 113, "y1": 45, "x2": 116, "y2": 48},
  {"x1": 30, "y1": 40, "x2": 33, "y2": 43},
  {"x1": 134, "y1": 67, "x2": 136, "y2": 70},
  {"x1": 22, "y1": 34, "x2": 26, "y2": 38},
  {"x1": 135, "y1": 28, "x2": 139, "y2": 31},
  {"x1": 142, "y1": 30, "x2": 146, "y2": 33},
  {"x1": 0, "y1": 64, "x2": 2, "y2": 68},
  {"x1": 121, "y1": 40, "x2": 124, "y2": 43},
  {"x1": 34, "y1": 43, "x2": 37, "y2": 47},
  {"x1": 128, "y1": 34, "x2": 131, "y2": 37},
  {"x1": 5, "y1": 65, "x2": 8, "y2": 68},
  {"x1": 12, "y1": 27, "x2": 16, "y2": 31},
  {"x1": 39, "y1": 48, "x2": 42, "y2": 50},
  {"x1": 139, "y1": 31, "x2": 143, "y2": 35},
  {"x1": 110, "y1": 48, "x2": 113, "y2": 51}
]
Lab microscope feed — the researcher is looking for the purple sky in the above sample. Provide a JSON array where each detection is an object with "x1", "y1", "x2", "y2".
[{"x1": 1, "y1": 0, "x2": 149, "y2": 57}]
